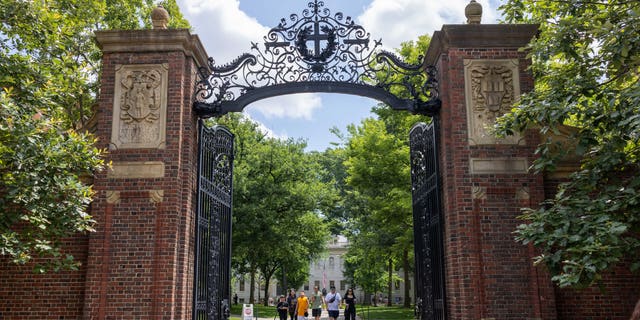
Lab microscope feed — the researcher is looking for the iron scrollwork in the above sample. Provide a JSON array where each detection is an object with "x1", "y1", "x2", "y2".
[
  {"x1": 193, "y1": 0, "x2": 440, "y2": 118},
  {"x1": 410, "y1": 121, "x2": 446, "y2": 320}
]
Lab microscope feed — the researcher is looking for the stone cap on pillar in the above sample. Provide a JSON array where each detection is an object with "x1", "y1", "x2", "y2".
[
  {"x1": 95, "y1": 29, "x2": 210, "y2": 69},
  {"x1": 151, "y1": 5, "x2": 170, "y2": 29},
  {"x1": 424, "y1": 24, "x2": 539, "y2": 66}
]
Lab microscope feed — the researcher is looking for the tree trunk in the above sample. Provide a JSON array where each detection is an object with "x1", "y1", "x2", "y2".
[
  {"x1": 249, "y1": 269, "x2": 256, "y2": 304},
  {"x1": 402, "y1": 249, "x2": 411, "y2": 308},
  {"x1": 263, "y1": 275, "x2": 271, "y2": 306},
  {"x1": 281, "y1": 265, "x2": 287, "y2": 296},
  {"x1": 387, "y1": 258, "x2": 393, "y2": 307},
  {"x1": 373, "y1": 286, "x2": 378, "y2": 307}
]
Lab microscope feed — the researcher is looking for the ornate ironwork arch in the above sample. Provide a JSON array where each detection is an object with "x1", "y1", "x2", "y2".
[{"x1": 193, "y1": 0, "x2": 441, "y2": 118}]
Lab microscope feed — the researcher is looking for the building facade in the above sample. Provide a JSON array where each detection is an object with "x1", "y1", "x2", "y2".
[{"x1": 232, "y1": 236, "x2": 413, "y2": 306}]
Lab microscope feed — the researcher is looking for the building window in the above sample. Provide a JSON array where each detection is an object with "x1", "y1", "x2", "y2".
[
  {"x1": 395, "y1": 280, "x2": 400, "y2": 290},
  {"x1": 239, "y1": 276, "x2": 245, "y2": 291},
  {"x1": 314, "y1": 280, "x2": 320, "y2": 289},
  {"x1": 304, "y1": 284, "x2": 309, "y2": 291},
  {"x1": 340, "y1": 280, "x2": 346, "y2": 291},
  {"x1": 329, "y1": 280, "x2": 335, "y2": 289},
  {"x1": 329, "y1": 257, "x2": 335, "y2": 270}
]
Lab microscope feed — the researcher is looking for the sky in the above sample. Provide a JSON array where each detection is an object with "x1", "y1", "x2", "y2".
[{"x1": 176, "y1": 0, "x2": 502, "y2": 151}]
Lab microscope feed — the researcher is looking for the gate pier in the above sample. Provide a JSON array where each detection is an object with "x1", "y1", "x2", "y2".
[
  {"x1": 84, "y1": 28, "x2": 208, "y2": 318},
  {"x1": 424, "y1": 23, "x2": 556, "y2": 319}
]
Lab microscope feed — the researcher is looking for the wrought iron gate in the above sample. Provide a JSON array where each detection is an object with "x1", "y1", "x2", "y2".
[
  {"x1": 193, "y1": 120, "x2": 234, "y2": 320},
  {"x1": 410, "y1": 120, "x2": 446, "y2": 320}
]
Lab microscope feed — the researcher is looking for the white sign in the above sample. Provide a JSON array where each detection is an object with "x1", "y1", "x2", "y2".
[{"x1": 242, "y1": 304, "x2": 254, "y2": 320}]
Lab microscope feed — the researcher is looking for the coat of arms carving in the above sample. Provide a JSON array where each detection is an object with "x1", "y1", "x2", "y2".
[
  {"x1": 111, "y1": 64, "x2": 168, "y2": 149},
  {"x1": 120, "y1": 69, "x2": 162, "y2": 123},
  {"x1": 464, "y1": 59, "x2": 522, "y2": 145}
]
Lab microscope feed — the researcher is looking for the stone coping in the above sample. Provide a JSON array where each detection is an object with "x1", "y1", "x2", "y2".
[
  {"x1": 424, "y1": 24, "x2": 539, "y2": 66},
  {"x1": 95, "y1": 29, "x2": 210, "y2": 69}
]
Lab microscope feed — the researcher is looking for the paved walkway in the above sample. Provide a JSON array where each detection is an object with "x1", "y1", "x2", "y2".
[{"x1": 251, "y1": 309, "x2": 361, "y2": 320}]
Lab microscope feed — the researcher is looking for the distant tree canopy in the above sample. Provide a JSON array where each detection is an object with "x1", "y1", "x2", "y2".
[
  {"x1": 214, "y1": 114, "x2": 332, "y2": 303},
  {"x1": 0, "y1": 0, "x2": 189, "y2": 272},
  {"x1": 496, "y1": 0, "x2": 640, "y2": 288},
  {"x1": 331, "y1": 35, "x2": 431, "y2": 307}
]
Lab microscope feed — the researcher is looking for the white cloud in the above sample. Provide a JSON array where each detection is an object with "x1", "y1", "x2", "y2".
[
  {"x1": 358, "y1": 0, "x2": 500, "y2": 50},
  {"x1": 180, "y1": 0, "x2": 267, "y2": 64},
  {"x1": 245, "y1": 93, "x2": 323, "y2": 120},
  {"x1": 240, "y1": 113, "x2": 289, "y2": 140}
]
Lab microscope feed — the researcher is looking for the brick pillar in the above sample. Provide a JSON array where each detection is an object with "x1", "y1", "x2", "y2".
[
  {"x1": 425, "y1": 24, "x2": 557, "y2": 319},
  {"x1": 84, "y1": 29, "x2": 208, "y2": 319}
]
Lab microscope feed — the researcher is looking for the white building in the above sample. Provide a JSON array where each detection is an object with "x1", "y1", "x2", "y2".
[{"x1": 232, "y1": 235, "x2": 413, "y2": 306}]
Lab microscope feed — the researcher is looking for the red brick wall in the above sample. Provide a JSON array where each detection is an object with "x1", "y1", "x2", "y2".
[
  {"x1": 428, "y1": 25, "x2": 558, "y2": 319},
  {"x1": 0, "y1": 235, "x2": 89, "y2": 319},
  {"x1": 81, "y1": 41, "x2": 200, "y2": 319},
  {"x1": 554, "y1": 265, "x2": 640, "y2": 320},
  {"x1": 544, "y1": 176, "x2": 640, "y2": 319},
  {"x1": 0, "y1": 30, "x2": 202, "y2": 319}
]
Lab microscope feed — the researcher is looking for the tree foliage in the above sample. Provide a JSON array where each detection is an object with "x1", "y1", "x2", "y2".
[
  {"x1": 0, "y1": 92, "x2": 104, "y2": 272},
  {"x1": 335, "y1": 35, "x2": 431, "y2": 307},
  {"x1": 214, "y1": 114, "x2": 331, "y2": 303},
  {"x1": 0, "y1": 0, "x2": 189, "y2": 272},
  {"x1": 496, "y1": 0, "x2": 640, "y2": 288}
]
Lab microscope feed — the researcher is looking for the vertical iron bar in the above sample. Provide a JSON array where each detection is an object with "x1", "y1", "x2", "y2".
[
  {"x1": 410, "y1": 119, "x2": 446, "y2": 320},
  {"x1": 194, "y1": 121, "x2": 234, "y2": 320}
]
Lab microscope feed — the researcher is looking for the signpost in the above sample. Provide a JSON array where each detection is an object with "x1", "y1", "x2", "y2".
[{"x1": 242, "y1": 304, "x2": 254, "y2": 320}]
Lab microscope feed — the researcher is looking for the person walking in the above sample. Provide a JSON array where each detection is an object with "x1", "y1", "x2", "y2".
[
  {"x1": 296, "y1": 290, "x2": 310, "y2": 320},
  {"x1": 310, "y1": 285, "x2": 324, "y2": 320},
  {"x1": 325, "y1": 286, "x2": 341, "y2": 320},
  {"x1": 277, "y1": 295, "x2": 289, "y2": 320},
  {"x1": 287, "y1": 289, "x2": 297, "y2": 320},
  {"x1": 343, "y1": 288, "x2": 357, "y2": 320}
]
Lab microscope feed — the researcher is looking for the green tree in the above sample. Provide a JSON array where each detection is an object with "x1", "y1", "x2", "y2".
[
  {"x1": 0, "y1": 92, "x2": 104, "y2": 272},
  {"x1": 311, "y1": 146, "x2": 362, "y2": 235},
  {"x1": 343, "y1": 235, "x2": 388, "y2": 306},
  {"x1": 215, "y1": 114, "x2": 331, "y2": 304},
  {"x1": 342, "y1": 117, "x2": 415, "y2": 307},
  {"x1": 0, "y1": 0, "x2": 189, "y2": 272},
  {"x1": 496, "y1": 0, "x2": 640, "y2": 289},
  {"x1": 336, "y1": 34, "x2": 432, "y2": 308}
]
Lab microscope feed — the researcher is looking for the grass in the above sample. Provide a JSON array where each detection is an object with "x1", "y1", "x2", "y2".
[
  {"x1": 231, "y1": 303, "x2": 277, "y2": 318},
  {"x1": 356, "y1": 305, "x2": 414, "y2": 320},
  {"x1": 230, "y1": 304, "x2": 414, "y2": 320}
]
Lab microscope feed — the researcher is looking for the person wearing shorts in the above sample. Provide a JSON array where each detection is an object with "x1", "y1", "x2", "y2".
[
  {"x1": 310, "y1": 285, "x2": 324, "y2": 320},
  {"x1": 325, "y1": 286, "x2": 341, "y2": 320},
  {"x1": 296, "y1": 290, "x2": 309, "y2": 320}
]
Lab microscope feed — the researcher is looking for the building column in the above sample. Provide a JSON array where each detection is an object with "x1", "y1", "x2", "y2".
[
  {"x1": 425, "y1": 19, "x2": 557, "y2": 319},
  {"x1": 83, "y1": 24, "x2": 209, "y2": 319}
]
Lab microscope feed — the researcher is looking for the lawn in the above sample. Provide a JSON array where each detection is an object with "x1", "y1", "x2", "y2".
[
  {"x1": 231, "y1": 303, "x2": 277, "y2": 319},
  {"x1": 230, "y1": 304, "x2": 414, "y2": 320},
  {"x1": 356, "y1": 305, "x2": 414, "y2": 320}
]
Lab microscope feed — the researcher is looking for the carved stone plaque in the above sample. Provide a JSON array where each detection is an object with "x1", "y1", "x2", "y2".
[
  {"x1": 464, "y1": 59, "x2": 523, "y2": 145},
  {"x1": 111, "y1": 64, "x2": 168, "y2": 149}
]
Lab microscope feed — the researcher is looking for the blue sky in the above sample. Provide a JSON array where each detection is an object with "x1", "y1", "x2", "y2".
[{"x1": 177, "y1": 0, "x2": 502, "y2": 151}]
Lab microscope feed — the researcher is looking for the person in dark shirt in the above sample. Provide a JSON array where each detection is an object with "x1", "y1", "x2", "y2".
[
  {"x1": 276, "y1": 295, "x2": 289, "y2": 320},
  {"x1": 343, "y1": 288, "x2": 357, "y2": 320},
  {"x1": 287, "y1": 289, "x2": 297, "y2": 320}
]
